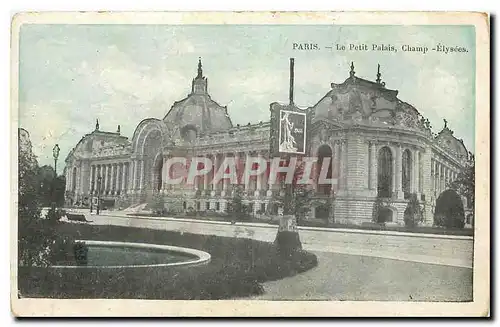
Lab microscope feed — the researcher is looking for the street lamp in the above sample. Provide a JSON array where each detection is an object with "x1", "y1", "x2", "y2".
[
  {"x1": 51, "y1": 144, "x2": 60, "y2": 213},
  {"x1": 52, "y1": 144, "x2": 60, "y2": 177},
  {"x1": 90, "y1": 179, "x2": 95, "y2": 213},
  {"x1": 96, "y1": 175, "x2": 102, "y2": 215}
]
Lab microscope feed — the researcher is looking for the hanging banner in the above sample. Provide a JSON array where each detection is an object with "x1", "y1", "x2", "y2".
[{"x1": 278, "y1": 109, "x2": 306, "y2": 154}]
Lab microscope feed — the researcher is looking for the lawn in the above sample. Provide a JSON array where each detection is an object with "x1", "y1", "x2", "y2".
[{"x1": 17, "y1": 222, "x2": 318, "y2": 300}]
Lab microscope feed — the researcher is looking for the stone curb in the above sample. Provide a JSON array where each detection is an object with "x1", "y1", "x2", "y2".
[
  {"x1": 96, "y1": 212, "x2": 473, "y2": 241},
  {"x1": 50, "y1": 240, "x2": 211, "y2": 269}
]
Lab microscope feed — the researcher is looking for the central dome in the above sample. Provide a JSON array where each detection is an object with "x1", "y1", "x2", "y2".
[{"x1": 163, "y1": 58, "x2": 233, "y2": 138}]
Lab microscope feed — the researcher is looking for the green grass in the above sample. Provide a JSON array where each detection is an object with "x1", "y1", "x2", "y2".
[{"x1": 18, "y1": 223, "x2": 318, "y2": 300}]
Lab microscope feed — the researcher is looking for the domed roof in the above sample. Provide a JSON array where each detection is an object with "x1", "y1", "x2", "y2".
[
  {"x1": 310, "y1": 63, "x2": 433, "y2": 135},
  {"x1": 163, "y1": 59, "x2": 233, "y2": 139},
  {"x1": 434, "y1": 120, "x2": 468, "y2": 160}
]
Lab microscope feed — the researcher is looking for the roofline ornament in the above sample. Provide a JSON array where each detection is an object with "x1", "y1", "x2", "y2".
[{"x1": 197, "y1": 57, "x2": 203, "y2": 78}]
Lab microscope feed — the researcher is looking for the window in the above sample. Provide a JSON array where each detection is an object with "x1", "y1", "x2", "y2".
[
  {"x1": 377, "y1": 147, "x2": 393, "y2": 198},
  {"x1": 316, "y1": 144, "x2": 333, "y2": 195},
  {"x1": 402, "y1": 149, "x2": 412, "y2": 198}
]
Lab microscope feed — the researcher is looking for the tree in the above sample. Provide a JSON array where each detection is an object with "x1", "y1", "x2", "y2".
[
  {"x1": 292, "y1": 184, "x2": 314, "y2": 225},
  {"x1": 150, "y1": 192, "x2": 167, "y2": 216},
  {"x1": 227, "y1": 185, "x2": 251, "y2": 221},
  {"x1": 434, "y1": 189, "x2": 465, "y2": 229},
  {"x1": 18, "y1": 130, "x2": 58, "y2": 266},
  {"x1": 449, "y1": 152, "x2": 475, "y2": 212},
  {"x1": 37, "y1": 165, "x2": 66, "y2": 207},
  {"x1": 403, "y1": 193, "x2": 424, "y2": 228}
]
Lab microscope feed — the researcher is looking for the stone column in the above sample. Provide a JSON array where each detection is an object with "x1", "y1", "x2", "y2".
[
  {"x1": 439, "y1": 164, "x2": 443, "y2": 194},
  {"x1": 262, "y1": 151, "x2": 269, "y2": 194},
  {"x1": 369, "y1": 141, "x2": 377, "y2": 191},
  {"x1": 243, "y1": 152, "x2": 250, "y2": 191},
  {"x1": 111, "y1": 164, "x2": 116, "y2": 195},
  {"x1": 213, "y1": 153, "x2": 219, "y2": 191},
  {"x1": 93, "y1": 165, "x2": 97, "y2": 195},
  {"x1": 395, "y1": 145, "x2": 403, "y2": 199},
  {"x1": 255, "y1": 151, "x2": 262, "y2": 196},
  {"x1": 421, "y1": 148, "x2": 433, "y2": 225},
  {"x1": 88, "y1": 165, "x2": 93, "y2": 195},
  {"x1": 122, "y1": 163, "x2": 127, "y2": 193},
  {"x1": 138, "y1": 159, "x2": 144, "y2": 191},
  {"x1": 234, "y1": 151, "x2": 240, "y2": 192},
  {"x1": 221, "y1": 153, "x2": 226, "y2": 192},
  {"x1": 116, "y1": 163, "x2": 121, "y2": 193},
  {"x1": 203, "y1": 154, "x2": 209, "y2": 191},
  {"x1": 102, "y1": 165, "x2": 108, "y2": 193},
  {"x1": 414, "y1": 149, "x2": 420, "y2": 195},
  {"x1": 133, "y1": 161, "x2": 138, "y2": 192},
  {"x1": 109, "y1": 164, "x2": 113, "y2": 193},
  {"x1": 339, "y1": 140, "x2": 347, "y2": 192},
  {"x1": 129, "y1": 160, "x2": 135, "y2": 192},
  {"x1": 94, "y1": 165, "x2": 99, "y2": 193},
  {"x1": 434, "y1": 162, "x2": 438, "y2": 195},
  {"x1": 332, "y1": 141, "x2": 339, "y2": 193}
]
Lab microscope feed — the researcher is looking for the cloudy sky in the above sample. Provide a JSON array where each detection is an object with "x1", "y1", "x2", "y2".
[{"x1": 18, "y1": 24, "x2": 475, "y2": 167}]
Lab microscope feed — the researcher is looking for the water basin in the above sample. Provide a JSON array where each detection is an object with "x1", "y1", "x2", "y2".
[{"x1": 52, "y1": 240, "x2": 211, "y2": 268}]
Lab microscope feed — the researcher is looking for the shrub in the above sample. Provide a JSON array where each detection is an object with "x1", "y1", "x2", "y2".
[
  {"x1": 372, "y1": 197, "x2": 394, "y2": 224},
  {"x1": 150, "y1": 194, "x2": 167, "y2": 216},
  {"x1": 46, "y1": 207, "x2": 65, "y2": 222},
  {"x1": 274, "y1": 230, "x2": 302, "y2": 258},
  {"x1": 227, "y1": 186, "x2": 252, "y2": 221},
  {"x1": 403, "y1": 193, "x2": 424, "y2": 228},
  {"x1": 73, "y1": 242, "x2": 88, "y2": 266},
  {"x1": 434, "y1": 190, "x2": 465, "y2": 229}
]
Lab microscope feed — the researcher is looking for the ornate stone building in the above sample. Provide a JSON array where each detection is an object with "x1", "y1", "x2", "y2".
[{"x1": 64, "y1": 59, "x2": 471, "y2": 226}]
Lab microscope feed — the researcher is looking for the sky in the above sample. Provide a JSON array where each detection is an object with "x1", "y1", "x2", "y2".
[{"x1": 17, "y1": 24, "x2": 476, "y2": 168}]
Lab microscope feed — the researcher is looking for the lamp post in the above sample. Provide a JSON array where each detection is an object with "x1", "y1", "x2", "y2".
[
  {"x1": 90, "y1": 179, "x2": 95, "y2": 213},
  {"x1": 51, "y1": 144, "x2": 60, "y2": 213},
  {"x1": 53, "y1": 144, "x2": 60, "y2": 177},
  {"x1": 96, "y1": 175, "x2": 102, "y2": 215}
]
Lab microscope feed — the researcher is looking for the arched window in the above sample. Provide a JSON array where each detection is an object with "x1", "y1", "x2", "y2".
[
  {"x1": 377, "y1": 146, "x2": 393, "y2": 198},
  {"x1": 316, "y1": 144, "x2": 333, "y2": 195},
  {"x1": 402, "y1": 149, "x2": 412, "y2": 198}
]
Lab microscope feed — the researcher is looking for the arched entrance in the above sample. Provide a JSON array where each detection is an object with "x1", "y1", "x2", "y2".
[
  {"x1": 377, "y1": 146, "x2": 393, "y2": 198},
  {"x1": 316, "y1": 144, "x2": 333, "y2": 195},
  {"x1": 434, "y1": 189, "x2": 465, "y2": 228},
  {"x1": 315, "y1": 204, "x2": 330, "y2": 219},
  {"x1": 377, "y1": 207, "x2": 394, "y2": 223}
]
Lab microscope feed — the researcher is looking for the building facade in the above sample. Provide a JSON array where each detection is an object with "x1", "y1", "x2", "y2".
[{"x1": 64, "y1": 59, "x2": 471, "y2": 226}]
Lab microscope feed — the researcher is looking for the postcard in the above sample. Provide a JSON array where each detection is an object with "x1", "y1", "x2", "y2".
[{"x1": 11, "y1": 11, "x2": 490, "y2": 317}]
